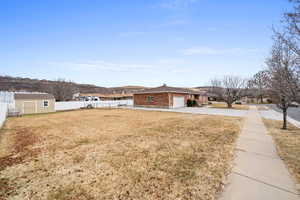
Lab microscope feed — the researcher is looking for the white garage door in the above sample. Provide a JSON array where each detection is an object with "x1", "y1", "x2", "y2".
[{"x1": 173, "y1": 96, "x2": 185, "y2": 108}]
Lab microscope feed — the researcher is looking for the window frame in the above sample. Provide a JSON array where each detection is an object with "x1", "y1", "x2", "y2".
[
  {"x1": 146, "y1": 96, "x2": 154, "y2": 102},
  {"x1": 43, "y1": 100, "x2": 49, "y2": 107}
]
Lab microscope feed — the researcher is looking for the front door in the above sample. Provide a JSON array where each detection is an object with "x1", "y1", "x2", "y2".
[{"x1": 23, "y1": 101, "x2": 36, "y2": 114}]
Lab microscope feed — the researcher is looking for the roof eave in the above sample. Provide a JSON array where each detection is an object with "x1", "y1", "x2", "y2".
[{"x1": 134, "y1": 91, "x2": 205, "y2": 95}]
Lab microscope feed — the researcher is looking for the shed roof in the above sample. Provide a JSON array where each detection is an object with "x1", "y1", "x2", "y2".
[
  {"x1": 14, "y1": 93, "x2": 55, "y2": 100},
  {"x1": 134, "y1": 85, "x2": 207, "y2": 95}
]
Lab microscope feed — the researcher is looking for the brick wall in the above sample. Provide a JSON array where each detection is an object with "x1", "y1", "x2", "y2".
[
  {"x1": 133, "y1": 93, "x2": 170, "y2": 108},
  {"x1": 134, "y1": 92, "x2": 208, "y2": 108},
  {"x1": 197, "y1": 96, "x2": 208, "y2": 105}
]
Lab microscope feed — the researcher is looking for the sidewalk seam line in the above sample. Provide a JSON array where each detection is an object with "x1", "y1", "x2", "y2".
[
  {"x1": 235, "y1": 149, "x2": 279, "y2": 159},
  {"x1": 238, "y1": 136, "x2": 273, "y2": 143},
  {"x1": 232, "y1": 171, "x2": 300, "y2": 196}
]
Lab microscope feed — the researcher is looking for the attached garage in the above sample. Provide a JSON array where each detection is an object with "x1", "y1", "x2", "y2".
[
  {"x1": 173, "y1": 96, "x2": 184, "y2": 108},
  {"x1": 133, "y1": 84, "x2": 208, "y2": 108},
  {"x1": 14, "y1": 93, "x2": 55, "y2": 115}
]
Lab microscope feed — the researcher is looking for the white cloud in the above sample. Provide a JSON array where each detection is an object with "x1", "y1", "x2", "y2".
[
  {"x1": 207, "y1": 27, "x2": 218, "y2": 32},
  {"x1": 168, "y1": 19, "x2": 189, "y2": 25},
  {"x1": 159, "y1": 0, "x2": 198, "y2": 9},
  {"x1": 48, "y1": 59, "x2": 193, "y2": 73},
  {"x1": 48, "y1": 60, "x2": 154, "y2": 72},
  {"x1": 158, "y1": 58, "x2": 186, "y2": 65},
  {"x1": 155, "y1": 19, "x2": 190, "y2": 29},
  {"x1": 118, "y1": 31, "x2": 146, "y2": 37},
  {"x1": 171, "y1": 69, "x2": 192, "y2": 73},
  {"x1": 180, "y1": 46, "x2": 262, "y2": 56}
]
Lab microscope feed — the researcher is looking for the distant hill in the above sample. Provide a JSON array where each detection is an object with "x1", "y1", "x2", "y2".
[
  {"x1": 194, "y1": 86, "x2": 214, "y2": 91},
  {"x1": 109, "y1": 86, "x2": 148, "y2": 94},
  {"x1": 0, "y1": 76, "x2": 147, "y2": 95}
]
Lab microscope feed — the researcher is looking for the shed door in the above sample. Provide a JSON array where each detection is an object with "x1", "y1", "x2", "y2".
[
  {"x1": 23, "y1": 101, "x2": 36, "y2": 114},
  {"x1": 173, "y1": 96, "x2": 184, "y2": 108}
]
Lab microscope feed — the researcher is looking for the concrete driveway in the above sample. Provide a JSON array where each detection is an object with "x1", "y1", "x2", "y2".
[{"x1": 128, "y1": 106, "x2": 248, "y2": 117}]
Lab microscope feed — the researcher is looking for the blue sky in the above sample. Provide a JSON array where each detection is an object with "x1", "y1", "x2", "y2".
[{"x1": 0, "y1": 0, "x2": 292, "y2": 87}]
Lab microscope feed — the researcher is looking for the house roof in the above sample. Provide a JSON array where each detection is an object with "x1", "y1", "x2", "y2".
[
  {"x1": 14, "y1": 93, "x2": 55, "y2": 100},
  {"x1": 80, "y1": 93, "x2": 133, "y2": 98},
  {"x1": 134, "y1": 85, "x2": 207, "y2": 95}
]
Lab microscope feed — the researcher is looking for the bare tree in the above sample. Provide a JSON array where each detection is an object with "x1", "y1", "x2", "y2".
[
  {"x1": 248, "y1": 70, "x2": 269, "y2": 103},
  {"x1": 210, "y1": 78, "x2": 223, "y2": 101},
  {"x1": 274, "y1": 0, "x2": 300, "y2": 64},
  {"x1": 51, "y1": 79, "x2": 78, "y2": 101},
  {"x1": 266, "y1": 36, "x2": 299, "y2": 129},
  {"x1": 210, "y1": 76, "x2": 247, "y2": 108},
  {"x1": 283, "y1": 0, "x2": 300, "y2": 102}
]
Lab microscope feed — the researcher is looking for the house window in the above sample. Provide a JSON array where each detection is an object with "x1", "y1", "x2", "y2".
[
  {"x1": 43, "y1": 100, "x2": 49, "y2": 107},
  {"x1": 147, "y1": 96, "x2": 154, "y2": 102}
]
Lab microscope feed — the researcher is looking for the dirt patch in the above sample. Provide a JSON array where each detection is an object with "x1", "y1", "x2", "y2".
[
  {"x1": 46, "y1": 185, "x2": 95, "y2": 200},
  {"x1": 13, "y1": 127, "x2": 40, "y2": 154},
  {"x1": 0, "y1": 127, "x2": 41, "y2": 171},
  {"x1": 0, "y1": 178, "x2": 17, "y2": 199},
  {"x1": 0, "y1": 154, "x2": 24, "y2": 171},
  {"x1": 0, "y1": 109, "x2": 241, "y2": 200}
]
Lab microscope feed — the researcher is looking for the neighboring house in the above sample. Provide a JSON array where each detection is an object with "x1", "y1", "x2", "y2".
[
  {"x1": 14, "y1": 93, "x2": 55, "y2": 114},
  {"x1": 133, "y1": 84, "x2": 208, "y2": 108},
  {"x1": 242, "y1": 96, "x2": 272, "y2": 104},
  {"x1": 78, "y1": 93, "x2": 133, "y2": 101}
]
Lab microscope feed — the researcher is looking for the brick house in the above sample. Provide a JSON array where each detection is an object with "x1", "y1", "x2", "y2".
[{"x1": 133, "y1": 85, "x2": 208, "y2": 108}]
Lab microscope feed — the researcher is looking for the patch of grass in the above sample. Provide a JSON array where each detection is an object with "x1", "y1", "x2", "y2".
[
  {"x1": 209, "y1": 103, "x2": 249, "y2": 110},
  {"x1": 75, "y1": 138, "x2": 92, "y2": 146},
  {"x1": 263, "y1": 119, "x2": 300, "y2": 184},
  {"x1": 0, "y1": 178, "x2": 17, "y2": 199},
  {"x1": 47, "y1": 185, "x2": 94, "y2": 200},
  {"x1": 0, "y1": 109, "x2": 241, "y2": 200},
  {"x1": 72, "y1": 154, "x2": 86, "y2": 164}
]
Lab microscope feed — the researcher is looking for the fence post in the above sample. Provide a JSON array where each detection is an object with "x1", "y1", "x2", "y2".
[{"x1": 0, "y1": 103, "x2": 8, "y2": 128}]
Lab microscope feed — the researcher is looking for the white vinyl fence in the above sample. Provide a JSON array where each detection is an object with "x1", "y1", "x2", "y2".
[
  {"x1": 0, "y1": 91, "x2": 14, "y2": 103},
  {"x1": 55, "y1": 100, "x2": 133, "y2": 111},
  {"x1": 0, "y1": 91, "x2": 14, "y2": 128},
  {"x1": 0, "y1": 102, "x2": 8, "y2": 128}
]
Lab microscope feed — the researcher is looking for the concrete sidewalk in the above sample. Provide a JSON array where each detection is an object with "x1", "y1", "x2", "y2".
[{"x1": 220, "y1": 106, "x2": 300, "y2": 200}]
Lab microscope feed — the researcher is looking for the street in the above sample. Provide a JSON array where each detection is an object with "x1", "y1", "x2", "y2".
[{"x1": 267, "y1": 104, "x2": 300, "y2": 121}]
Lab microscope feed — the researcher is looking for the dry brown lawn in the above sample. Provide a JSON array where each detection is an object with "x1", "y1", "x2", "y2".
[
  {"x1": 0, "y1": 109, "x2": 242, "y2": 200},
  {"x1": 263, "y1": 119, "x2": 300, "y2": 184},
  {"x1": 209, "y1": 103, "x2": 249, "y2": 110}
]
